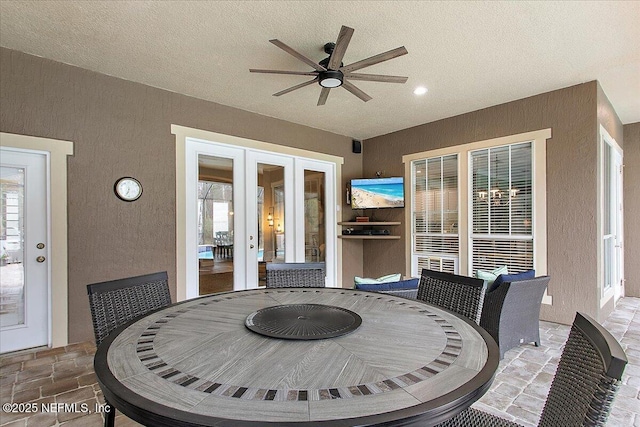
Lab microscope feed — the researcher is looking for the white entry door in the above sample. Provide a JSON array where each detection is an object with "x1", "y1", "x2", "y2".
[{"x1": 1, "y1": 148, "x2": 49, "y2": 353}]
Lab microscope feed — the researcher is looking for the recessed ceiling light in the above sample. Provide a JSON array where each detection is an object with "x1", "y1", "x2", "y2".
[{"x1": 413, "y1": 86, "x2": 428, "y2": 95}]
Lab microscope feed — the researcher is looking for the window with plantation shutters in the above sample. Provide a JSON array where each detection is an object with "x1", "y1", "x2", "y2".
[
  {"x1": 404, "y1": 129, "x2": 549, "y2": 298},
  {"x1": 411, "y1": 155, "x2": 459, "y2": 275},
  {"x1": 470, "y1": 142, "x2": 534, "y2": 273}
]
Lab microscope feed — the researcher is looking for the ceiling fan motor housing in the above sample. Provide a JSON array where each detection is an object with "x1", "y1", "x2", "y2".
[{"x1": 318, "y1": 50, "x2": 344, "y2": 88}]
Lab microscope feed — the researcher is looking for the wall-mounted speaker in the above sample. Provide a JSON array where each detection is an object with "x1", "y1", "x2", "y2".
[{"x1": 352, "y1": 139, "x2": 362, "y2": 154}]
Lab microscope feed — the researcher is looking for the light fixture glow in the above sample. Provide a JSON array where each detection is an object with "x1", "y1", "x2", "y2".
[
  {"x1": 320, "y1": 77, "x2": 342, "y2": 88},
  {"x1": 413, "y1": 86, "x2": 428, "y2": 95}
]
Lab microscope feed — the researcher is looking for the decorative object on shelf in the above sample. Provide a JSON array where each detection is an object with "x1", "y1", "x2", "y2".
[{"x1": 114, "y1": 177, "x2": 142, "y2": 202}]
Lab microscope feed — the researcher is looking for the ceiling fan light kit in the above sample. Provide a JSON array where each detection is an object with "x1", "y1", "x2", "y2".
[
  {"x1": 319, "y1": 70, "x2": 343, "y2": 88},
  {"x1": 250, "y1": 25, "x2": 408, "y2": 105}
]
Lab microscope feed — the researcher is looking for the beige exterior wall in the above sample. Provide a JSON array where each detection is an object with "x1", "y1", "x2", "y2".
[
  {"x1": 624, "y1": 122, "x2": 640, "y2": 298},
  {"x1": 0, "y1": 47, "x2": 363, "y2": 343}
]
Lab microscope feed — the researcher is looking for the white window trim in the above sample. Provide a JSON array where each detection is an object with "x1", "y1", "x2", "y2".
[
  {"x1": 403, "y1": 128, "x2": 551, "y2": 305},
  {"x1": 172, "y1": 125, "x2": 343, "y2": 301}
]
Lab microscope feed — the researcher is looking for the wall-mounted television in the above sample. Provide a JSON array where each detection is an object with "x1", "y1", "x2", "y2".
[{"x1": 350, "y1": 177, "x2": 405, "y2": 209}]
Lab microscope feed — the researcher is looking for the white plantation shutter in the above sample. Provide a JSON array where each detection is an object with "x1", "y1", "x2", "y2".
[
  {"x1": 416, "y1": 255, "x2": 458, "y2": 274},
  {"x1": 470, "y1": 142, "x2": 533, "y2": 273},
  {"x1": 412, "y1": 155, "x2": 459, "y2": 275},
  {"x1": 406, "y1": 129, "x2": 547, "y2": 283},
  {"x1": 471, "y1": 238, "x2": 533, "y2": 272}
]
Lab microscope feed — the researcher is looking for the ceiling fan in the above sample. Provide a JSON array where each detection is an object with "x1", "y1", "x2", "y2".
[{"x1": 250, "y1": 25, "x2": 408, "y2": 106}]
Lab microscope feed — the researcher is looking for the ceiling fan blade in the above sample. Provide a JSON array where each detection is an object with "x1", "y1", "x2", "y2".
[
  {"x1": 341, "y1": 46, "x2": 408, "y2": 73},
  {"x1": 273, "y1": 78, "x2": 318, "y2": 97},
  {"x1": 317, "y1": 88, "x2": 330, "y2": 106},
  {"x1": 250, "y1": 69, "x2": 318, "y2": 76},
  {"x1": 342, "y1": 80, "x2": 372, "y2": 102},
  {"x1": 270, "y1": 39, "x2": 326, "y2": 72},
  {"x1": 328, "y1": 25, "x2": 354, "y2": 70},
  {"x1": 344, "y1": 73, "x2": 408, "y2": 83}
]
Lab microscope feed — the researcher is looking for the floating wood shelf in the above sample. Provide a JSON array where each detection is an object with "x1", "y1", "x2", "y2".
[
  {"x1": 338, "y1": 235, "x2": 401, "y2": 240},
  {"x1": 338, "y1": 221, "x2": 402, "y2": 239}
]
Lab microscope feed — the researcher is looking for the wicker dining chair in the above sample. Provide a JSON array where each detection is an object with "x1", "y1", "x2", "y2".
[
  {"x1": 265, "y1": 262, "x2": 325, "y2": 288},
  {"x1": 87, "y1": 271, "x2": 172, "y2": 427},
  {"x1": 437, "y1": 311, "x2": 627, "y2": 427},
  {"x1": 480, "y1": 276, "x2": 551, "y2": 358},
  {"x1": 417, "y1": 269, "x2": 487, "y2": 324}
]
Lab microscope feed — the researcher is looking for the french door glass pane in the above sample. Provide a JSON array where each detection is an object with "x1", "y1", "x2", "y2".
[
  {"x1": 197, "y1": 156, "x2": 234, "y2": 295},
  {"x1": 304, "y1": 170, "x2": 325, "y2": 263},
  {"x1": 0, "y1": 166, "x2": 25, "y2": 328},
  {"x1": 259, "y1": 164, "x2": 285, "y2": 263}
]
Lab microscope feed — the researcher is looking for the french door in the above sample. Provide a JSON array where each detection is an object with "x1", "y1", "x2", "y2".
[
  {"x1": 0, "y1": 148, "x2": 49, "y2": 353},
  {"x1": 185, "y1": 138, "x2": 336, "y2": 299},
  {"x1": 601, "y1": 129, "x2": 624, "y2": 302}
]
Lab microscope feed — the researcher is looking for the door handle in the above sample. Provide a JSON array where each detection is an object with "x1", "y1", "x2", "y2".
[
  {"x1": 250, "y1": 244, "x2": 255, "y2": 249},
  {"x1": 36, "y1": 256, "x2": 46, "y2": 263}
]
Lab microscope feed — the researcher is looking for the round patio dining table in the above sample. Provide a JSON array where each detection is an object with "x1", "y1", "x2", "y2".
[{"x1": 94, "y1": 287, "x2": 499, "y2": 426}]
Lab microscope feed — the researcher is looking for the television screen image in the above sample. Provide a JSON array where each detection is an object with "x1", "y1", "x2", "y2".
[{"x1": 350, "y1": 177, "x2": 405, "y2": 209}]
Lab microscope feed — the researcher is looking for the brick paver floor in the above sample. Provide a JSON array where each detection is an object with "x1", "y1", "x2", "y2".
[{"x1": 1, "y1": 298, "x2": 639, "y2": 426}]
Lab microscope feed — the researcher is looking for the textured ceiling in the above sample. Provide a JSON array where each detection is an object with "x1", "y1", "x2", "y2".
[{"x1": 1, "y1": 1, "x2": 638, "y2": 139}]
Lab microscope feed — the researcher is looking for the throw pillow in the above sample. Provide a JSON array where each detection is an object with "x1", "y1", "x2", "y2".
[
  {"x1": 490, "y1": 269, "x2": 536, "y2": 292},
  {"x1": 354, "y1": 273, "x2": 402, "y2": 285},
  {"x1": 474, "y1": 265, "x2": 508, "y2": 288}
]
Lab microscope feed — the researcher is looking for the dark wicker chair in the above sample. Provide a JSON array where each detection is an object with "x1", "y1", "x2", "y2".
[
  {"x1": 437, "y1": 311, "x2": 627, "y2": 427},
  {"x1": 265, "y1": 262, "x2": 325, "y2": 288},
  {"x1": 417, "y1": 269, "x2": 486, "y2": 324},
  {"x1": 480, "y1": 276, "x2": 550, "y2": 359},
  {"x1": 87, "y1": 271, "x2": 172, "y2": 427}
]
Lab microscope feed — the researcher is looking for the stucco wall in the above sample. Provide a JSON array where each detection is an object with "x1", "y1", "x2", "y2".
[
  {"x1": 0, "y1": 47, "x2": 362, "y2": 343},
  {"x1": 624, "y1": 122, "x2": 640, "y2": 298},
  {"x1": 364, "y1": 82, "x2": 602, "y2": 325}
]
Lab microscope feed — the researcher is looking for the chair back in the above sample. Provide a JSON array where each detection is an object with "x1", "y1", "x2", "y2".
[
  {"x1": 265, "y1": 262, "x2": 325, "y2": 288},
  {"x1": 417, "y1": 269, "x2": 486, "y2": 324},
  {"x1": 480, "y1": 276, "x2": 550, "y2": 357},
  {"x1": 538, "y1": 312, "x2": 627, "y2": 427},
  {"x1": 87, "y1": 271, "x2": 171, "y2": 345}
]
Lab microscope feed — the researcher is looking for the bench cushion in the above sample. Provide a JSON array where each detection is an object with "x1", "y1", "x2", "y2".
[{"x1": 355, "y1": 277, "x2": 419, "y2": 291}]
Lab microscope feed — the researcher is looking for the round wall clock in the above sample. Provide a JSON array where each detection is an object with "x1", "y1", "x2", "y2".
[{"x1": 114, "y1": 177, "x2": 142, "y2": 202}]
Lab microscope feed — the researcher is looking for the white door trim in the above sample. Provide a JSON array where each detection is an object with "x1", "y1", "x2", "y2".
[
  {"x1": 0, "y1": 132, "x2": 73, "y2": 349},
  {"x1": 172, "y1": 125, "x2": 343, "y2": 301}
]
